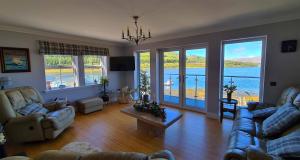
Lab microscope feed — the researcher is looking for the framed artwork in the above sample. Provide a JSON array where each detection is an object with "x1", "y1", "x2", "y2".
[
  {"x1": 0, "y1": 47, "x2": 31, "y2": 73},
  {"x1": 281, "y1": 40, "x2": 297, "y2": 53}
]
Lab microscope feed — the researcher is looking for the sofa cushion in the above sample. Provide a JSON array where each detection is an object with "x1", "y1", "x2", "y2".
[
  {"x1": 20, "y1": 88, "x2": 42, "y2": 104},
  {"x1": 17, "y1": 103, "x2": 48, "y2": 116},
  {"x1": 277, "y1": 87, "x2": 299, "y2": 106},
  {"x1": 252, "y1": 107, "x2": 277, "y2": 119},
  {"x1": 42, "y1": 107, "x2": 75, "y2": 129},
  {"x1": 232, "y1": 118, "x2": 256, "y2": 136},
  {"x1": 6, "y1": 90, "x2": 27, "y2": 110},
  {"x1": 262, "y1": 103, "x2": 300, "y2": 137},
  {"x1": 228, "y1": 131, "x2": 257, "y2": 151},
  {"x1": 267, "y1": 130, "x2": 300, "y2": 158},
  {"x1": 236, "y1": 108, "x2": 253, "y2": 119}
]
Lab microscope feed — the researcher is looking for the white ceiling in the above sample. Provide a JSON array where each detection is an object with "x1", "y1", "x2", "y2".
[{"x1": 0, "y1": 0, "x2": 300, "y2": 43}]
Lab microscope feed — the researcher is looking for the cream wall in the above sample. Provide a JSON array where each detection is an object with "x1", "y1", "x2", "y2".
[
  {"x1": 0, "y1": 30, "x2": 130, "y2": 101},
  {"x1": 129, "y1": 19, "x2": 300, "y2": 118}
]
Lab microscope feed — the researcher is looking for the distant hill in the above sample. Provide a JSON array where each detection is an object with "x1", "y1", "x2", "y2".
[{"x1": 230, "y1": 56, "x2": 261, "y2": 64}]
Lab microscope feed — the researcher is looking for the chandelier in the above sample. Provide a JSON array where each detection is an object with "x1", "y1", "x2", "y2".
[{"x1": 122, "y1": 16, "x2": 151, "y2": 45}]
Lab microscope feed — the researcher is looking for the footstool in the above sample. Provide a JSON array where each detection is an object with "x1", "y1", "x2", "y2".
[
  {"x1": 62, "y1": 142, "x2": 101, "y2": 155},
  {"x1": 77, "y1": 97, "x2": 103, "y2": 114}
]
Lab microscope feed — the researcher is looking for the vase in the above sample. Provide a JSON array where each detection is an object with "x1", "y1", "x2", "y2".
[
  {"x1": 101, "y1": 94, "x2": 109, "y2": 102},
  {"x1": 142, "y1": 94, "x2": 149, "y2": 102},
  {"x1": 227, "y1": 93, "x2": 232, "y2": 101}
]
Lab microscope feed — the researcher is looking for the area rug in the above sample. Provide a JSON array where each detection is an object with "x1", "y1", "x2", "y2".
[{"x1": 61, "y1": 142, "x2": 101, "y2": 155}]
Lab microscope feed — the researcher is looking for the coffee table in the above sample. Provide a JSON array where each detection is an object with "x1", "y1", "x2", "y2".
[{"x1": 121, "y1": 106, "x2": 183, "y2": 136}]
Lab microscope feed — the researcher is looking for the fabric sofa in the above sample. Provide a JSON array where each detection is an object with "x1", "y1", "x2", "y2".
[
  {"x1": 0, "y1": 150, "x2": 175, "y2": 160},
  {"x1": 224, "y1": 86, "x2": 300, "y2": 160},
  {"x1": 0, "y1": 86, "x2": 75, "y2": 143}
]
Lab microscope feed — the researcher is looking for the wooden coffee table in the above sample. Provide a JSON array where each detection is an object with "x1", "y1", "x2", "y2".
[{"x1": 121, "y1": 106, "x2": 183, "y2": 137}]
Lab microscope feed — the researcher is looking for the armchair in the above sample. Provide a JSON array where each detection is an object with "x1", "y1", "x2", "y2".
[{"x1": 0, "y1": 86, "x2": 75, "y2": 143}]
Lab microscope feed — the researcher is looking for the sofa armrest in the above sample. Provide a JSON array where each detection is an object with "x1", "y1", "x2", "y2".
[
  {"x1": 43, "y1": 102, "x2": 67, "y2": 111},
  {"x1": 246, "y1": 145, "x2": 282, "y2": 160},
  {"x1": 247, "y1": 102, "x2": 275, "y2": 111},
  {"x1": 224, "y1": 149, "x2": 246, "y2": 160},
  {"x1": 5, "y1": 114, "x2": 45, "y2": 143},
  {"x1": 148, "y1": 150, "x2": 175, "y2": 160}
]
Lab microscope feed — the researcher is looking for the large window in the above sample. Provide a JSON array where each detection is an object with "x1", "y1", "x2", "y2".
[
  {"x1": 44, "y1": 55, "x2": 78, "y2": 90},
  {"x1": 138, "y1": 51, "x2": 151, "y2": 85},
  {"x1": 83, "y1": 55, "x2": 104, "y2": 85}
]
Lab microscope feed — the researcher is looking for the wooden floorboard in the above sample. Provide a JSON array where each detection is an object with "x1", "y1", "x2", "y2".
[{"x1": 5, "y1": 103, "x2": 233, "y2": 160}]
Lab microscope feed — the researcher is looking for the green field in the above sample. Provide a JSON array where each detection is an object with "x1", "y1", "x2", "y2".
[{"x1": 140, "y1": 51, "x2": 259, "y2": 69}]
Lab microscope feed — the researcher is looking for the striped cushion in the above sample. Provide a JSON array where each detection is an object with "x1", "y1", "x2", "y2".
[
  {"x1": 252, "y1": 107, "x2": 277, "y2": 119},
  {"x1": 267, "y1": 130, "x2": 300, "y2": 158},
  {"x1": 262, "y1": 103, "x2": 300, "y2": 137},
  {"x1": 17, "y1": 103, "x2": 48, "y2": 116}
]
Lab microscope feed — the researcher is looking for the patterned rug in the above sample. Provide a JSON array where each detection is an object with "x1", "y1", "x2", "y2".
[{"x1": 61, "y1": 142, "x2": 101, "y2": 155}]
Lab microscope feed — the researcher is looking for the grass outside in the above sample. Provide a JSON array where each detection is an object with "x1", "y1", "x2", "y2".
[{"x1": 45, "y1": 68, "x2": 101, "y2": 74}]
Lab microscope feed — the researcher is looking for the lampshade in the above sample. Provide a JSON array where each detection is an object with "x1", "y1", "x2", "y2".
[{"x1": 0, "y1": 77, "x2": 12, "y2": 87}]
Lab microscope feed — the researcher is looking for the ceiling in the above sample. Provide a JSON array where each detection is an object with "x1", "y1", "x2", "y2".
[{"x1": 0, "y1": 0, "x2": 300, "y2": 43}]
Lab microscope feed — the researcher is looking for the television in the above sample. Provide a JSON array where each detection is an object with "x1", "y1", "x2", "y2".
[{"x1": 110, "y1": 56, "x2": 135, "y2": 71}]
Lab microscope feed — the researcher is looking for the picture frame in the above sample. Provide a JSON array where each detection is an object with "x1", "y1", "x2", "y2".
[
  {"x1": 0, "y1": 47, "x2": 31, "y2": 73},
  {"x1": 281, "y1": 40, "x2": 297, "y2": 53}
]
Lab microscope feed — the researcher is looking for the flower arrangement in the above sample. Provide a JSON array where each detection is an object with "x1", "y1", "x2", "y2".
[
  {"x1": 224, "y1": 80, "x2": 237, "y2": 101},
  {"x1": 133, "y1": 101, "x2": 166, "y2": 121}
]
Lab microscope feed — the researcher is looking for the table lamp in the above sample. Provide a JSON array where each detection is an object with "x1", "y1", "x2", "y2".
[{"x1": 0, "y1": 77, "x2": 12, "y2": 90}]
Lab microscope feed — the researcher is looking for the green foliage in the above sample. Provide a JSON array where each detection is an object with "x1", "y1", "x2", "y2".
[
  {"x1": 140, "y1": 51, "x2": 259, "y2": 69},
  {"x1": 45, "y1": 55, "x2": 102, "y2": 67},
  {"x1": 100, "y1": 77, "x2": 109, "y2": 86},
  {"x1": 224, "y1": 82, "x2": 237, "y2": 94},
  {"x1": 139, "y1": 70, "x2": 150, "y2": 95}
]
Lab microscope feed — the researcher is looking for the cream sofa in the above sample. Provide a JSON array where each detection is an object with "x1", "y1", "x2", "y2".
[
  {"x1": 0, "y1": 86, "x2": 75, "y2": 143},
  {"x1": 0, "y1": 150, "x2": 175, "y2": 160}
]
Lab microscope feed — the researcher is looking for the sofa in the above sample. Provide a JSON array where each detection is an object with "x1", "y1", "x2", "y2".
[
  {"x1": 0, "y1": 150, "x2": 175, "y2": 160},
  {"x1": 0, "y1": 86, "x2": 75, "y2": 143},
  {"x1": 224, "y1": 86, "x2": 300, "y2": 160}
]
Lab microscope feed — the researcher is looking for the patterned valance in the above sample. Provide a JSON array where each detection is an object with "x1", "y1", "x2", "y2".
[{"x1": 38, "y1": 40, "x2": 109, "y2": 56}]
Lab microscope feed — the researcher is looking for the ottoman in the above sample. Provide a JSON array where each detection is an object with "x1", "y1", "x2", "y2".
[{"x1": 77, "y1": 97, "x2": 103, "y2": 114}]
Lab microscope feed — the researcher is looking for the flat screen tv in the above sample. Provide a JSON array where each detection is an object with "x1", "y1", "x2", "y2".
[{"x1": 110, "y1": 56, "x2": 135, "y2": 71}]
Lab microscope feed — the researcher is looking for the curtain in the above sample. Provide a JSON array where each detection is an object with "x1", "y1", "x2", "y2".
[{"x1": 39, "y1": 40, "x2": 109, "y2": 56}]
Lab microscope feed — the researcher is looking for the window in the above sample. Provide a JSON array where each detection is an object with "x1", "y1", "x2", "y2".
[
  {"x1": 83, "y1": 55, "x2": 104, "y2": 85},
  {"x1": 138, "y1": 51, "x2": 151, "y2": 88},
  {"x1": 44, "y1": 55, "x2": 78, "y2": 90}
]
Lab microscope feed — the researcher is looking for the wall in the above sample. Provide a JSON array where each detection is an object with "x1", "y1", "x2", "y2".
[
  {"x1": 0, "y1": 30, "x2": 130, "y2": 102},
  {"x1": 130, "y1": 19, "x2": 300, "y2": 118}
]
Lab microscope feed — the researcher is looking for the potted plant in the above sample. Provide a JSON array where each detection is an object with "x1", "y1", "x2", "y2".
[
  {"x1": 139, "y1": 71, "x2": 151, "y2": 103},
  {"x1": 101, "y1": 77, "x2": 109, "y2": 102},
  {"x1": 224, "y1": 81, "x2": 237, "y2": 101}
]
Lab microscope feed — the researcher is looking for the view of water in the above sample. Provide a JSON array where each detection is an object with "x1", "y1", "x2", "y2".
[{"x1": 164, "y1": 67, "x2": 260, "y2": 95}]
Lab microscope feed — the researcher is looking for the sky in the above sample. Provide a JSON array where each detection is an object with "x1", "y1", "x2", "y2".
[
  {"x1": 224, "y1": 40, "x2": 263, "y2": 60},
  {"x1": 185, "y1": 40, "x2": 262, "y2": 60}
]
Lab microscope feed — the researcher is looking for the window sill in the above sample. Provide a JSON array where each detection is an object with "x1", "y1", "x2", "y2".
[{"x1": 43, "y1": 84, "x2": 101, "y2": 93}]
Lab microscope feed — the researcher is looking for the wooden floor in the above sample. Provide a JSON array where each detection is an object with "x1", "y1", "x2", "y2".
[{"x1": 5, "y1": 103, "x2": 233, "y2": 160}]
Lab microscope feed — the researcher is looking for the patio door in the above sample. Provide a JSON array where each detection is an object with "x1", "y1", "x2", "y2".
[{"x1": 159, "y1": 45, "x2": 207, "y2": 111}]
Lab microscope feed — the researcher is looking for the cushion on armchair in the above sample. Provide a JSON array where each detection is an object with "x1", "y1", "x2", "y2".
[
  {"x1": 17, "y1": 103, "x2": 48, "y2": 116},
  {"x1": 251, "y1": 107, "x2": 277, "y2": 119},
  {"x1": 267, "y1": 130, "x2": 300, "y2": 158},
  {"x1": 262, "y1": 103, "x2": 300, "y2": 137},
  {"x1": 42, "y1": 107, "x2": 75, "y2": 129}
]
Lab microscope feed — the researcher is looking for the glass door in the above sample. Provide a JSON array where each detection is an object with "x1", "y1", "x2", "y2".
[
  {"x1": 160, "y1": 46, "x2": 207, "y2": 111},
  {"x1": 183, "y1": 48, "x2": 207, "y2": 110},
  {"x1": 162, "y1": 50, "x2": 181, "y2": 105}
]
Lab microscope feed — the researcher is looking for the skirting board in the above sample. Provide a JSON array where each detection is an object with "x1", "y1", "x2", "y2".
[{"x1": 206, "y1": 112, "x2": 219, "y2": 120}]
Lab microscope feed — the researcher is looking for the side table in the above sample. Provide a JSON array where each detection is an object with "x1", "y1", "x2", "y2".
[{"x1": 219, "y1": 98, "x2": 238, "y2": 123}]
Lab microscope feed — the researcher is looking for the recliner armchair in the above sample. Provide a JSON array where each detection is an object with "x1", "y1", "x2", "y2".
[{"x1": 0, "y1": 86, "x2": 75, "y2": 143}]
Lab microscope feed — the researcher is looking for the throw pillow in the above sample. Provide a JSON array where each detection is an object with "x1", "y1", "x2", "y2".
[
  {"x1": 262, "y1": 103, "x2": 300, "y2": 137},
  {"x1": 293, "y1": 93, "x2": 300, "y2": 108},
  {"x1": 267, "y1": 130, "x2": 300, "y2": 158},
  {"x1": 252, "y1": 107, "x2": 277, "y2": 119},
  {"x1": 17, "y1": 103, "x2": 49, "y2": 116}
]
